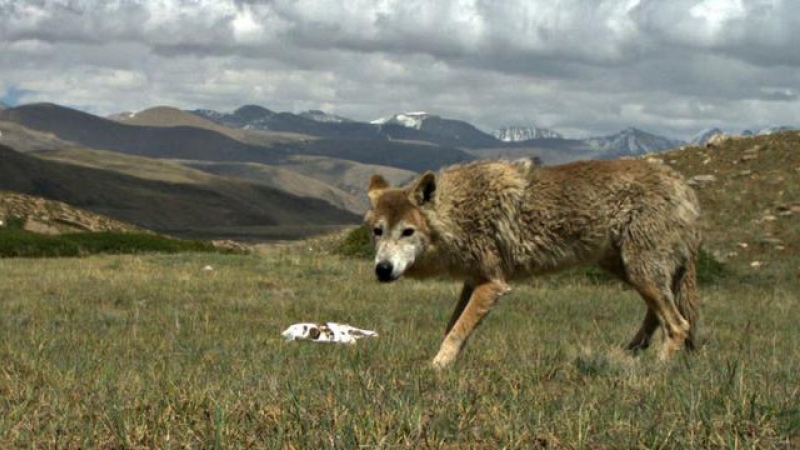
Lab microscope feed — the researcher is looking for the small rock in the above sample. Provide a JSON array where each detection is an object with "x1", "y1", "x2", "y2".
[
  {"x1": 750, "y1": 261, "x2": 764, "y2": 268},
  {"x1": 790, "y1": 206, "x2": 800, "y2": 214},
  {"x1": 741, "y1": 154, "x2": 758, "y2": 162},
  {"x1": 762, "y1": 215, "x2": 778, "y2": 222},
  {"x1": 737, "y1": 170, "x2": 752, "y2": 177},
  {"x1": 743, "y1": 145, "x2": 762, "y2": 154},
  {"x1": 737, "y1": 242, "x2": 749, "y2": 249},
  {"x1": 760, "y1": 237, "x2": 783, "y2": 245},
  {"x1": 688, "y1": 174, "x2": 717, "y2": 186},
  {"x1": 203, "y1": 265, "x2": 214, "y2": 271}
]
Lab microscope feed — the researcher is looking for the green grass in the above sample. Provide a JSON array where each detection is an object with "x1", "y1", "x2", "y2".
[
  {"x1": 0, "y1": 227, "x2": 217, "y2": 257},
  {"x1": 1, "y1": 247, "x2": 798, "y2": 447}
]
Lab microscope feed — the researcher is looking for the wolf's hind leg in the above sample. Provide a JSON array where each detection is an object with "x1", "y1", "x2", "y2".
[
  {"x1": 627, "y1": 274, "x2": 690, "y2": 361},
  {"x1": 627, "y1": 307, "x2": 659, "y2": 352},
  {"x1": 432, "y1": 279, "x2": 509, "y2": 369}
]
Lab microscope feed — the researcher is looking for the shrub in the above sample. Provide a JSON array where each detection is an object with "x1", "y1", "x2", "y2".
[{"x1": 336, "y1": 225, "x2": 373, "y2": 258}]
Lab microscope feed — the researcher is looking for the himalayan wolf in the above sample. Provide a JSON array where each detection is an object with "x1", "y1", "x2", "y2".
[{"x1": 365, "y1": 158, "x2": 701, "y2": 369}]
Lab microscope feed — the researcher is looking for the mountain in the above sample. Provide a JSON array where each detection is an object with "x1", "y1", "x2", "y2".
[
  {"x1": 757, "y1": 125, "x2": 796, "y2": 135},
  {"x1": 372, "y1": 112, "x2": 500, "y2": 147},
  {"x1": 0, "y1": 143, "x2": 358, "y2": 232},
  {"x1": 493, "y1": 126, "x2": 563, "y2": 142},
  {"x1": 585, "y1": 127, "x2": 683, "y2": 159},
  {"x1": 110, "y1": 105, "x2": 305, "y2": 146},
  {"x1": 2, "y1": 103, "x2": 472, "y2": 172},
  {"x1": 299, "y1": 110, "x2": 354, "y2": 123},
  {"x1": 194, "y1": 105, "x2": 382, "y2": 139},
  {"x1": 0, "y1": 103, "x2": 288, "y2": 163},
  {"x1": 691, "y1": 128, "x2": 724, "y2": 146}
]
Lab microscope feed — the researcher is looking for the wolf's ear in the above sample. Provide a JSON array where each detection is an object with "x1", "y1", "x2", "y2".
[
  {"x1": 368, "y1": 174, "x2": 389, "y2": 206},
  {"x1": 409, "y1": 171, "x2": 436, "y2": 206}
]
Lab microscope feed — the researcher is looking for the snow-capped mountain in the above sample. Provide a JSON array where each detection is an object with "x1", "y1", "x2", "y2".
[
  {"x1": 586, "y1": 128, "x2": 683, "y2": 158},
  {"x1": 494, "y1": 126, "x2": 563, "y2": 142},
  {"x1": 371, "y1": 111, "x2": 430, "y2": 129},
  {"x1": 757, "y1": 125, "x2": 796, "y2": 135},
  {"x1": 371, "y1": 111, "x2": 499, "y2": 147},
  {"x1": 299, "y1": 110, "x2": 354, "y2": 123},
  {"x1": 691, "y1": 128, "x2": 724, "y2": 146}
]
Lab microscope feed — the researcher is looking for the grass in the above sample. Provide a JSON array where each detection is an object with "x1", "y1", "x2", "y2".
[
  {"x1": 0, "y1": 227, "x2": 217, "y2": 257},
  {"x1": 1, "y1": 245, "x2": 799, "y2": 448}
]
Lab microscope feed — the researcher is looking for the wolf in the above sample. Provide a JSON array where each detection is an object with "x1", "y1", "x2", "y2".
[{"x1": 365, "y1": 158, "x2": 701, "y2": 369}]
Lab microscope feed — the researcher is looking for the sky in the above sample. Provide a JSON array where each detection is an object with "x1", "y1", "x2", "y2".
[{"x1": 1, "y1": 0, "x2": 799, "y2": 139}]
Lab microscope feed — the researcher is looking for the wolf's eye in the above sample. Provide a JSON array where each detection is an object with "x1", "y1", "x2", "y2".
[
  {"x1": 373, "y1": 227, "x2": 383, "y2": 237},
  {"x1": 401, "y1": 228, "x2": 415, "y2": 237}
]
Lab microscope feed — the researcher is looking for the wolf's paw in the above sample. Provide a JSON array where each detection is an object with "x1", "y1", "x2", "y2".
[{"x1": 431, "y1": 346, "x2": 458, "y2": 369}]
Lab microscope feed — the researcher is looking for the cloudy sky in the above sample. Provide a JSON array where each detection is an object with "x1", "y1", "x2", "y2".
[{"x1": 1, "y1": 0, "x2": 799, "y2": 139}]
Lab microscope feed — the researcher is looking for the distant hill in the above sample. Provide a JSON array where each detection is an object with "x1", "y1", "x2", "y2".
[
  {"x1": 111, "y1": 106, "x2": 308, "y2": 146},
  {"x1": 2, "y1": 103, "x2": 472, "y2": 172},
  {"x1": 0, "y1": 144, "x2": 359, "y2": 232},
  {"x1": 299, "y1": 110, "x2": 354, "y2": 123},
  {"x1": 372, "y1": 112, "x2": 500, "y2": 147},
  {"x1": 172, "y1": 160, "x2": 365, "y2": 214},
  {"x1": 0, "y1": 103, "x2": 289, "y2": 163},
  {"x1": 0, "y1": 119, "x2": 78, "y2": 152},
  {"x1": 586, "y1": 128, "x2": 683, "y2": 159},
  {"x1": 278, "y1": 154, "x2": 416, "y2": 201}
]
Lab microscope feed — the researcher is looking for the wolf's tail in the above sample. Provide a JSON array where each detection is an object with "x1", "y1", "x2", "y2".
[{"x1": 673, "y1": 248, "x2": 700, "y2": 350}]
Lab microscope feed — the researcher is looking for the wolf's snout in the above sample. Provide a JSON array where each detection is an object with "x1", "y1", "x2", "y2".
[{"x1": 375, "y1": 261, "x2": 395, "y2": 282}]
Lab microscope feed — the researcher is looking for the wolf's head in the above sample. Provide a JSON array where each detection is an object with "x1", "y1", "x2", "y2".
[{"x1": 364, "y1": 171, "x2": 436, "y2": 282}]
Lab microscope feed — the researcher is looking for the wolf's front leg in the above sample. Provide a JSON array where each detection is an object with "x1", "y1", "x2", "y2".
[{"x1": 432, "y1": 278, "x2": 510, "y2": 369}]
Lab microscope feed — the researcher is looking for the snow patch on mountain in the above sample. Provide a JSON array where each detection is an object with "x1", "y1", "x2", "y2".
[
  {"x1": 371, "y1": 112, "x2": 430, "y2": 129},
  {"x1": 300, "y1": 110, "x2": 353, "y2": 123},
  {"x1": 494, "y1": 125, "x2": 563, "y2": 142},
  {"x1": 691, "y1": 128, "x2": 724, "y2": 145},
  {"x1": 586, "y1": 127, "x2": 683, "y2": 158}
]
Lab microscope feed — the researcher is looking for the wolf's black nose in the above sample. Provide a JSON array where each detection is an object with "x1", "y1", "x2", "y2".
[{"x1": 375, "y1": 261, "x2": 394, "y2": 282}]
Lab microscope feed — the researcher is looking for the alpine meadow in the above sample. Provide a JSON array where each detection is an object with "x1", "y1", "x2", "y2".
[{"x1": 2, "y1": 132, "x2": 800, "y2": 448}]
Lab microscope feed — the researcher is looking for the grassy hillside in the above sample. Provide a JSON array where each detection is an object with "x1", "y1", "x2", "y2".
[
  {"x1": 1, "y1": 191, "x2": 142, "y2": 234},
  {"x1": 175, "y1": 160, "x2": 365, "y2": 214},
  {"x1": 281, "y1": 154, "x2": 416, "y2": 196},
  {"x1": 0, "y1": 119, "x2": 77, "y2": 152},
  {"x1": 0, "y1": 144, "x2": 359, "y2": 232},
  {"x1": 650, "y1": 132, "x2": 800, "y2": 279}
]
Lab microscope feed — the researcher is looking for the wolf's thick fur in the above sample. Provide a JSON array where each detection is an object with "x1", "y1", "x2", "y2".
[{"x1": 366, "y1": 158, "x2": 701, "y2": 368}]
